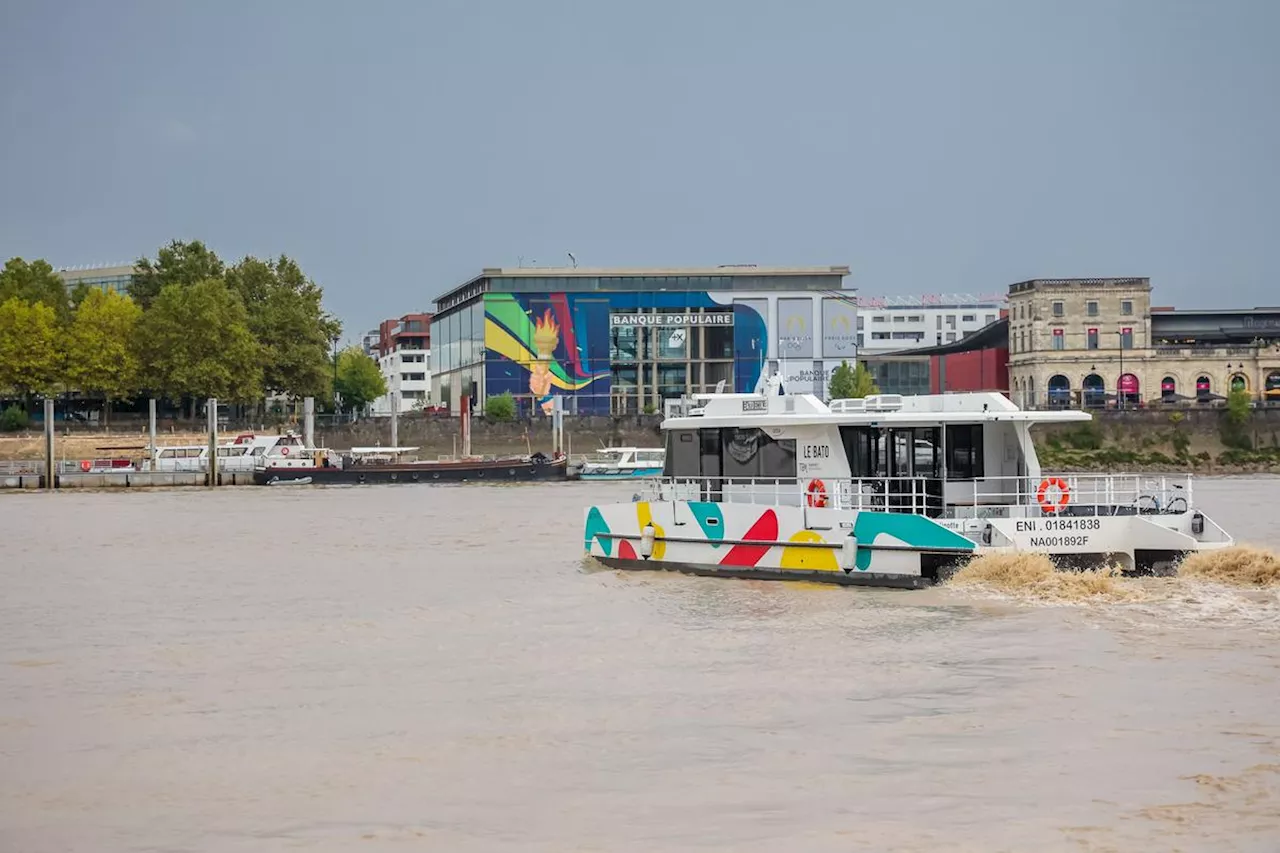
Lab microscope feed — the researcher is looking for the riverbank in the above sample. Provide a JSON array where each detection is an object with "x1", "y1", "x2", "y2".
[
  {"x1": 1033, "y1": 409, "x2": 1280, "y2": 474},
  {"x1": 6, "y1": 408, "x2": 1280, "y2": 475},
  {"x1": 0, "y1": 415, "x2": 663, "y2": 462}
]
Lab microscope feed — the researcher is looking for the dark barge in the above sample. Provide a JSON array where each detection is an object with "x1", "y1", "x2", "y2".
[{"x1": 253, "y1": 452, "x2": 568, "y2": 486}]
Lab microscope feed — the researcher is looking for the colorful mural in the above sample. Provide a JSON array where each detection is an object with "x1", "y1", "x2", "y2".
[
  {"x1": 484, "y1": 293, "x2": 610, "y2": 414},
  {"x1": 482, "y1": 291, "x2": 770, "y2": 414}
]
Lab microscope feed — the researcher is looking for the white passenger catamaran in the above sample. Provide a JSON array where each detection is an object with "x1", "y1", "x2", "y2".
[{"x1": 582, "y1": 381, "x2": 1234, "y2": 588}]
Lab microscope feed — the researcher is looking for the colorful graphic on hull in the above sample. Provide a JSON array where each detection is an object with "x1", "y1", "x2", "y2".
[{"x1": 582, "y1": 503, "x2": 977, "y2": 576}]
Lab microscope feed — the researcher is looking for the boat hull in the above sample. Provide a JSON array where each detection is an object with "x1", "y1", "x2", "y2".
[
  {"x1": 583, "y1": 499, "x2": 1235, "y2": 588},
  {"x1": 254, "y1": 458, "x2": 568, "y2": 486},
  {"x1": 577, "y1": 466, "x2": 664, "y2": 481}
]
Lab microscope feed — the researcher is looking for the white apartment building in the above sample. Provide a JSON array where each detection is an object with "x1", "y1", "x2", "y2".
[
  {"x1": 368, "y1": 313, "x2": 432, "y2": 416},
  {"x1": 370, "y1": 348, "x2": 431, "y2": 415},
  {"x1": 856, "y1": 294, "x2": 1005, "y2": 356}
]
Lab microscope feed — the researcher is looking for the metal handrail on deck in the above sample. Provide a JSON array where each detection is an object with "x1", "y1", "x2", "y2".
[{"x1": 643, "y1": 472, "x2": 1195, "y2": 518}]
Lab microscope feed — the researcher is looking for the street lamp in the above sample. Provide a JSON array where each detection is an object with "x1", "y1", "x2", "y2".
[
  {"x1": 1118, "y1": 331, "x2": 1125, "y2": 411},
  {"x1": 332, "y1": 335, "x2": 341, "y2": 414}
]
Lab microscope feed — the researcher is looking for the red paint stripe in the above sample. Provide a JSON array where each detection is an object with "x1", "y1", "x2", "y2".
[
  {"x1": 550, "y1": 294, "x2": 584, "y2": 377},
  {"x1": 718, "y1": 509, "x2": 778, "y2": 567},
  {"x1": 618, "y1": 539, "x2": 638, "y2": 560}
]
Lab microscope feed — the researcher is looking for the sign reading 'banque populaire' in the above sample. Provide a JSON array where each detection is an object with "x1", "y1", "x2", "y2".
[{"x1": 610, "y1": 312, "x2": 734, "y2": 327}]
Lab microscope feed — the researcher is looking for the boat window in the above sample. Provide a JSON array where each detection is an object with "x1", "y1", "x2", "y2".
[
  {"x1": 913, "y1": 428, "x2": 940, "y2": 479},
  {"x1": 669, "y1": 428, "x2": 796, "y2": 481},
  {"x1": 664, "y1": 430, "x2": 699, "y2": 476},
  {"x1": 945, "y1": 425, "x2": 984, "y2": 480},
  {"x1": 891, "y1": 430, "x2": 912, "y2": 476},
  {"x1": 839, "y1": 426, "x2": 877, "y2": 477},
  {"x1": 720, "y1": 428, "x2": 796, "y2": 482},
  {"x1": 699, "y1": 429, "x2": 721, "y2": 479}
]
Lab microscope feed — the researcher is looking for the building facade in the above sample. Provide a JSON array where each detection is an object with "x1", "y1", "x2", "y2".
[
  {"x1": 429, "y1": 266, "x2": 854, "y2": 415},
  {"x1": 56, "y1": 264, "x2": 136, "y2": 295},
  {"x1": 860, "y1": 317, "x2": 1010, "y2": 398},
  {"x1": 1007, "y1": 277, "x2": 1280, "y2": 408},
  {"x1": 369, "y1": 313, "x2": 432, "y2": 415},
  {"x1": 856, "y1": 294, "x2": 1004, "y2": 356}
]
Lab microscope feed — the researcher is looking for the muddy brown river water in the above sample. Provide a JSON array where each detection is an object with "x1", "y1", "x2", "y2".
[{"x1": 2, "y1": 477, "x2": 1279, "y2": 852}]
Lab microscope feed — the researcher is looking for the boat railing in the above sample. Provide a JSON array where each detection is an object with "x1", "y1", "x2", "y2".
[
  {"x1": 2, "y1": 460, "x2": 45, "y2": 475},
  {"x1": 645, "y1": 476, "x2": 940, "y2": 515},
  {"x1": 579, "y1": 451, "x2": 629, "y2": 463},
  {"x1": 644, "y1": 472, "x2": 1195, "y2": 518},
  {"x1": 947, "y1": 473, "x2": 1194, "y2": 519}
]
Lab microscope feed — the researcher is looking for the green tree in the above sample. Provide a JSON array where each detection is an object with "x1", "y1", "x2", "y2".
[
  {"x1": 334, "y1": 346, "x2": 387, "y2": 413},
  {"x1": 0, "y1": 258, "x2": 69, "y2": 320},
  {"x1": 65, "y1": 290, "x2": 143, "y2": 421},
  {"x1": 136, "y1": 280, "x2": 263, "y2": 409},
  {"x1": 1221, "y1": 388, "x2": 1254, "y2": 450},
  {"x1": 828, "y1": 359, "x2": 879, "y2": 399},
  {"x1": 129, "y1": 240, "x2": 225, "y2": 310},
  {"x1": 225, "y1": 254, "x2": 342, "y2": 399},
  {"x1": 486, "y1": 391, "x2": 516, "y2": 422},
  {"x1": 0, "y1": 297, "x2": 62, "y2": 403}
]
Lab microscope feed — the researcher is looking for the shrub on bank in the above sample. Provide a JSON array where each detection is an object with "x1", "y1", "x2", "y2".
[
  {"x1": 0, "y1": 404, "x2": 28, "y2": 432},
  {"x1": 485, "y1": 392, "x2": 516, "y2": 423}
]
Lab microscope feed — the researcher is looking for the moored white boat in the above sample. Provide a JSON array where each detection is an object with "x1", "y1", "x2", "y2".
[
  {"x1": 582, "y1": 383, "x2": 1234, "y2": 588},
  {"x1": 573, "y1": 447, "x2": 666, "y2": 480},
  {"x1": 151, "y1": 432, "x2": 308, "y2": 473}
]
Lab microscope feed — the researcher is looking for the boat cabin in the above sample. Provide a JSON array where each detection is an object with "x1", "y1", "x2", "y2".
[
  {"x1": 659, "y1": 391, "x2": 1094, "y2": 518},
  {"x1": 345, "y1": 447, "x2": 420, "y2": 466},
  {"x1": 583, "y1": 447, "x2": 665, "y2": 467},
  {"x1": 154, "y1": 433, "x2": 307, "y2": 473}
]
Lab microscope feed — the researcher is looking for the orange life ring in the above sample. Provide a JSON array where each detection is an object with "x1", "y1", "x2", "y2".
[
  {"x1": 281, "y1": 446, "x2": 290, "y2": 456},
  {"x1": 1036, "y1": 476, "x2": 1070, "y2": 513},
  {"x1": 806, "y1": 478, "x2": 828, "y2": 508},
  {"x1": 80, "y1": 460, "x2": 91, "y2": 472}
]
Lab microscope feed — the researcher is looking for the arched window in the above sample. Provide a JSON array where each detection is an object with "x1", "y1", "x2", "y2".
[
  {"x1": 1118, "y1": 373, "x2": 1140, "y2": 406},
  {"x1": 1048, "y1": 374, "x2": 1070, "y2": 409},
  {"x1": 1196, "y1": 375, "x2": 1211, "y2": 401},
  {"x1": 1083, "y1": 373, "x2": 1105, "y2": 408},
  {"x1": 1161, "y1": 376, "x2": 1177, "y2": 400}
]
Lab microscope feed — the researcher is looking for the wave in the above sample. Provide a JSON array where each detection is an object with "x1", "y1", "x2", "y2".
[{"x1": 946, "y1": 546, "x2": 1280, "y2": 611}]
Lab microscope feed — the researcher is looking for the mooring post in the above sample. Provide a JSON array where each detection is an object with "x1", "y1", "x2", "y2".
[
  {"x1": 207, "y1": 398, "x2": 218, "y2": 486},
  {"x1": 43, "y1": 398, "x2": 55, "y2": 489},
  {"x1": 148, "y1": 398, "x2": 157, "y2": 471},
  {"x1": 303, "y1": 396, "x2": 315, "y2": 449},
  {"x1": 390, "y1": 391, "x2": 399, "y2": 450},
  {"x1": 461, "y1": 394, "x2": 471, "y2": 457}
]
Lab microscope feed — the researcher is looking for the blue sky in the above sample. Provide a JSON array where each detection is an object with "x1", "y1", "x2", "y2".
[{"x1": 2, "y1": 0, "x2": 1276, "y2": 337}]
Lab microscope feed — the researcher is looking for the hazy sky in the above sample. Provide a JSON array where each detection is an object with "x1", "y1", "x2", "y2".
[{"x1": 2, "y1": 0, "x2": 1276, "y2": 337}]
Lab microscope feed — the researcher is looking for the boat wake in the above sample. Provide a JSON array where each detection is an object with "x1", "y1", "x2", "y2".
[{"x1": 945, "y1": 546, "x2": 1280, "y2": 627}]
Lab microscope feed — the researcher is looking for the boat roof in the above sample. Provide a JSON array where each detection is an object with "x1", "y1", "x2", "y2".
[
  {"x1": 350, "y1": 446, "x2": 419, "y2": 455},
  {"x1": 663, "y1": 391, "x2": 1092, "y2": 430},
  {"x1": 596, "y1": 446, "x2": 664, "y2": 453}
]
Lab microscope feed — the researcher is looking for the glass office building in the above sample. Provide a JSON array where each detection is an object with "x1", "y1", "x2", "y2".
[
  {"x1": 430, "y1": 266, "x2": 853, "y2": 415},
  {"x1": 56, "y1": 264, "x2": 136, "y2": 296}
]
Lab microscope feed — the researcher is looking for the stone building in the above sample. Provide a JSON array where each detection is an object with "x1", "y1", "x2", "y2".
[{"x1": 1007, "y1": 277, "x2": 1280, "y2": 408}]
